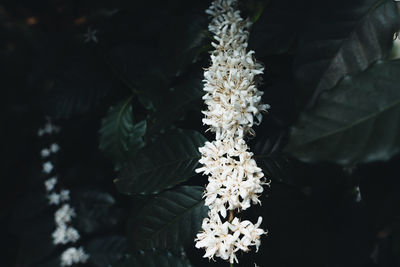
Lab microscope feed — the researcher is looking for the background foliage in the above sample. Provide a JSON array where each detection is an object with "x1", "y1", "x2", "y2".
[{"x1": 1, "y1": 0, "x2": 400, "y2": 266}]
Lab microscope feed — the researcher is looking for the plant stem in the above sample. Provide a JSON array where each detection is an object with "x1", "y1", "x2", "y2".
[{"x1": 228, "y1": 210, "x2": 234, "y2": 223}]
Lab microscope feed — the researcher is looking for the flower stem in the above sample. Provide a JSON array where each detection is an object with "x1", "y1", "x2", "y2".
[
  {"x1": 230, "y1": 263, "x2": 234, "y2": 267},
  {"x1": 228, "y1": 210, "x2": 234, "y2": 223}
]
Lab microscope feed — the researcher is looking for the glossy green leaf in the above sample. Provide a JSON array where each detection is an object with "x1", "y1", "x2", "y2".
[
  {"x1": 294, "y1": 0, "x2": 400, "y2": 106},
  {"x1": 128, "y1": 186, "x2": 207, "y2": 250},
  {"x1": 99, "y1": 97, "x2": 146, "y2": 167},
  {"x1": 116, "y1": 129, "x2": 206, "y2": 195},
  {"x1": 254, "y1": 132, "x2": 293, "y2": 185},
  {"x1": 286, "y1": 60, "x2": 400, "y2": 165},
  {"x1": 146, "y1": 71, "x2": 204, "y2": 136},
  {"x1": 113, "y1": 250, "x2": 191, "y2": 267}
]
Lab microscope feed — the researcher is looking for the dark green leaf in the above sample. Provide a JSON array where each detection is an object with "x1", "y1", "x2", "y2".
[
  {"x1": 128, "y1": 186, "x2": 207, "y2": 250},
  {"x1": 113, "y1": 250, "x2": 191, "y2": 267},
  {"x1": 159, "y1": 7, "x2": 209, "y2": 76},
  {"x1": 286, "y1": 60, "x2": 400, "y2": 165},
  {"x1": 87, "y1": 235, "x2": 127, "y2": 267},
  {"x1": 294, "y1": 0, "x2": 400, "y2": 106},
  {"x1": 116, "y1": 129, "x2": 206, "y2": 195},
  {"x1": 254, "y1": 132, "x2": 293, "y2": 185},
  {"x1": 147, "y1": 71, "x2": 204, "y2": 136},
  {"x1": 99, "y1": 97, "x2": 146, "y2": 168}
]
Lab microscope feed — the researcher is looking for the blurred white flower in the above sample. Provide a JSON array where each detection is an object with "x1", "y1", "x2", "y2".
[
  {"x1": 355, "y1": 186, "x2": 362, "y2": 202},
  {"x1": 43, "y1": 161, "x2": 54, "y2": 174},
  {"x1": 55, "y1": 204, "x2": 76, "y2": 225},
  {"x1": 84, "y1": 27, "x2": 99, "y2": 43},
  {"x1": 44, "y1": 122, "x2": 60, "y2": 134},
  {"x1": 38, "y1": 128, "x2": 45, "y2": 136},
  {"x1": 60, "y1": 247, "x2": 89, "y2": 266},
  {"x1": 44, "y1": 177, "x2": 57, "y2": 191},
  {"x1": 48, "y1": 192, "x2": 61, "y2": 205},
  {"x1": 38, "y1": 119, "x2": 88, "y2": 262},
  {"x1": 50, "y1": 143, "x2": 60, "y2": 153},
  {"x1": 60, "y1": 189, "x2": 70, "y2": 202},
  {"x1": 52, "y1": 225, "x2": 80, "y2": 245},
  {"x1": 41, "y1": 148, "x2": 50, "y2": 158}
]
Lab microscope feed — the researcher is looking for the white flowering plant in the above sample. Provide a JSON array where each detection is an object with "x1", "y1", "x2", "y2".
[{"x1": 2, "y1": 0, "x2": 400, "y2": 266}]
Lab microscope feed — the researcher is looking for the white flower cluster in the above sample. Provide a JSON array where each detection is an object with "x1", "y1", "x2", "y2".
[
  {"x1": 38, "y1": 119, "x2": 89, "y2": 266},
  {"x1": 38, "y1": 121, "x2": 61, "y2": 137},
  {"x1": 195, "y1": 0, "x2": 269, "y2": 263},
  {"x1": 61, "y1": 247, "x2": 89, "y2": 267},
  {"x1": 201, "y1": 0, "x2": 269, "y2": 141},
  {"x1": 196, "y1": 138, "x2": 265, "y2": 217},
  {"x1": 196, "y1": 211, "x2": 264, "y2": 263}
]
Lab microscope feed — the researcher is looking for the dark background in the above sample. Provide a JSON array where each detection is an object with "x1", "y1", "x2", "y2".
[{"x1": 1, "y1": 0, "x2": 400, "y2": 266}]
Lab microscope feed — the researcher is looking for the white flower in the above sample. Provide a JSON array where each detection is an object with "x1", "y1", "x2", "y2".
[
  {"x1": 41, "y1": 148, "x2": 50, "y2": 158},
  {"x1": 53, "y1": 225, "x2": 67, "y2": 244},
  {"x1": 44, "y1": 122, "x2": 59, "y2": 134},
  {"x1": 55, "y1": 204, "x2": 76, "y2": 225},
  {"x1": 355, "y1": 186, "x2": 361, "y2": 202},
  {"x1": 38, "y1": 128, "x2": 45, "y2": 136},
  {"x1": 200, "y1": 0, "x2": 269, "y2": 140},
  {"x1": 50, "y1": 143, "x2": 60, "y2": 153},
  {"x1": 38, "y1": 120, "x2": 88, "y2": 263},
  {"x1": 197, "y1": 138, "x2": 266, "y2": 216},
  {"x1": 52, "y1": 225, "x2": 80, "y2": 244},
  {"x1": 196, "y1": 0, "x2": 269, "y2": 263},
  {"x1": 44, "y1": 177, "x2": 57, "y2": 191},
  {"x1": 38, "y1": 122, "x2": 60, "y2": 136},
  {"x1": 229, "y1": 216, "x2": 265, "y2": 252},
  {"x1": 195, "y1": 211, "x2": 266, "y2": 263},
  {"x1": 84, "y1": 27, "x2": 99, "y2": 43},
  {"x1": 60, "y1": 247, "x2": 89, "y2": 266},
  {"x1": 60, "y1": 189, "x2": 70, "y2": 202},
  {"x1": 48, "y1": 192, "x2": 61, "y2": 205},
  {"x1": 43, "y1": 161, "x2": 54, "y2": 174},
  {"x1": 195, "y1": 211, "x2": 239, "y2": 263}
]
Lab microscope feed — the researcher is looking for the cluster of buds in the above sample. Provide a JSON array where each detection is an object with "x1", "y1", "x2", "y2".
[
  {"x1": 38, "y1": 119, "x2": 89, "y2": 266},
  {"x1": 195, "y1": 0, "x2": 269, "y2": 263}
]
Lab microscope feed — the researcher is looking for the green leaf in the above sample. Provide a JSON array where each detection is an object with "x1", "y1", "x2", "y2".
[
  {"x1": 294, "y1": 0, "x2": 400, "y2": 106},
  {"x1": 159, "y1": 8, "x2": 209, "y2": 76},
  {"x1": 87, "y1": 235, "x2": 127, "y2": 267},
  {"x1": 146, "y1": 71, "x2": 204, "y2": 136},
  {"x1": 116, "y1": 129, "x2": 206, "y2": 195},
  {"x1": 113, "y1": 250, "x2": 191, "y2": 267},
  {"x1": 254, "y1": 132, "x2": 293, "y2": 185},
  {"x1": 128, "y1": 186, "x2": 208, "y2": 250},
  {"x1": 99, "y1": 97, "x2": 146, "y2": 168},
  {"x1": 286, "y1": 60, "x2": 400, "y2": 165}
]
